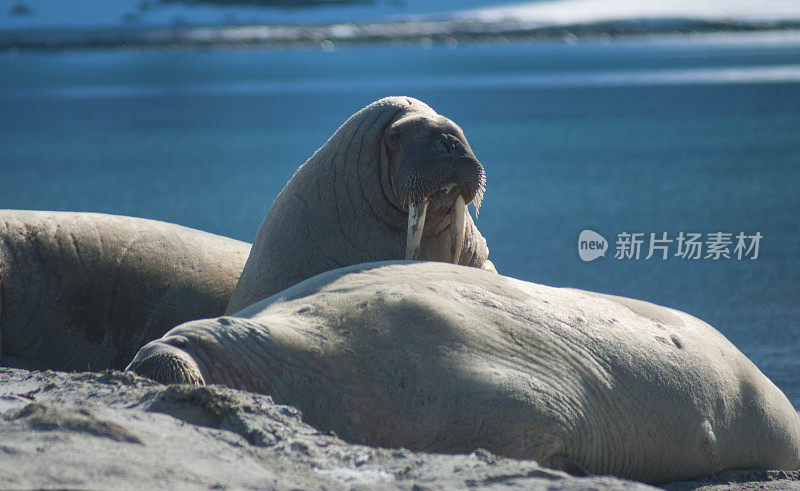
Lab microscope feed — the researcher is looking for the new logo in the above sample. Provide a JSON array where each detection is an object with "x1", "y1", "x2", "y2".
[{"x1": 578, "y1": 230, "x2": 607, "y2": 262}]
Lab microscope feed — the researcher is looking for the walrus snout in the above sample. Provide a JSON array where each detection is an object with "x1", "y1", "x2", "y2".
[
  {"x1": 396, "y1": 139, "x2": 485, "y2": 211},
  {"x1": 385, "y1": 113, "x2": 485, "y2": 207},
  {"x1": 426, "y1": 182, "x2": 460, "y2": 210},
  {"x1": 126, "y1": 339, "x2": 205, "y2": 386},
  {"x1": 385, "y1": 113, "x2": 485, "y2": 265}
]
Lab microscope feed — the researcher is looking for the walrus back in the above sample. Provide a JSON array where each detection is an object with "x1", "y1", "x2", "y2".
[
  {"x1": 226, "y1": 98, "x2": 412, "y2": 314},
  {"x1": 0, "y1": 210, "x2": 250, "y2": 371}
]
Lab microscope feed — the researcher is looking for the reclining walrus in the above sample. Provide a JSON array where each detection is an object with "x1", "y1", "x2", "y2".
[
  {"x1": 226, "y1": 96, "x2": 494, "y2": 313},
  {"x1": 0, "y1": 210, "x2": 250, "y2": 371},
  {"x1": 128, "y1": 261, "x2": 800, "y2": 483}
]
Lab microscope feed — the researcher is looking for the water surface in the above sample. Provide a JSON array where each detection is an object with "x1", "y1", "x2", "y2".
[{"x1": 1, "y1": 34, "x2": 798, "y2": 406}]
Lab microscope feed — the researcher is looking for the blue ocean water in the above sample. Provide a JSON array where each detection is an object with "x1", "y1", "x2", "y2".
[
  {"x1": 1, "y1": 33, "x2": 798, "y2": 406},
  {"x1": 0, "y1": 0, "x2": 499, "y2": 29}
]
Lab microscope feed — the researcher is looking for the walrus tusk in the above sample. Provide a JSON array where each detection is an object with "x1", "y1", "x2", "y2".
[
  {"x1": 405, "y1": 200, "x2": 428, "y2": 260},
  {"x1": 450, "y1": 195, "x2": 466, "y2": 264}
]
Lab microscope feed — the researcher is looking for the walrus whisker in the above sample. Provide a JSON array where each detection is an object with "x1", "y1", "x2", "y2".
[
  {"x1": 405, "y1": 199, "x2": 428, "y2": 260},
  {"x1": 451, "y1": 194, "x2": 466, "y2": 265},
  {"x1": 472, "y1": 177, "x2": 486, "y2": 216}
]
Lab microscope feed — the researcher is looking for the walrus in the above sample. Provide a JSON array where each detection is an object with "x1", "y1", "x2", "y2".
[
  {"x1": 0, "y1": 210, "x2": 250, "y2": 371},
  {"x1": 128, "y1": 261, "x2": 800, "y2": 483},
  {"x1": 225, "y1": 96, "x2": 494, "y2": 314}
]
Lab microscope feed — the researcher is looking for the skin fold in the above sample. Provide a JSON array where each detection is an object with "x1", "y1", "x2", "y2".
[
  {"x1": 129, "y1": 261, "x2": 800, "y2": 483},
  {"x1": 0, "y1": 210, "x2": 250, "y2": 370},
  {"x1": 226, "y1": 96, "x2": 493, "y2": 314}
]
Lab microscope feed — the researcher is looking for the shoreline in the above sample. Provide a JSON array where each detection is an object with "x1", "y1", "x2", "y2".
[{"x1": 3, "y1": 18, "x2": 800, "y2": 52}]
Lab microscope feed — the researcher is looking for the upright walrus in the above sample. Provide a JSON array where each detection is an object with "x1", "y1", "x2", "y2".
[
  {"x1": 0, "y1": 210, "x2": 250, "y2": 371},
  {"x1": 129, "y1": 261, "x2": 800, "y2": 483},
  {"x1": 226, "y1": 96, "x2": 494, "y2": 314}
]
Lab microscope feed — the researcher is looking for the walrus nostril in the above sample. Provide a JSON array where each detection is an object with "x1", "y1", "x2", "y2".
[{"x1": 434, "y1": 134, "x2": 463, "y2": 156}]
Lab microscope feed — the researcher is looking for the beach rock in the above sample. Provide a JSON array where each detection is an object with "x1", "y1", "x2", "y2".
[
  {"x1": 0, "y1": 368, "x2": 647, "y2": 489},
  {"x1": 0, "y1": 368, "x2": 796, "y2": 489},
  {"x1": 664, "y1": 469, "x2": 800, "y2": 490}
]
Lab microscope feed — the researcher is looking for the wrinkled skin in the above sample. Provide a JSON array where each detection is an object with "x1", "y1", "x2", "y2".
[
  {"x1": 0, "y1": 210, "x2": 250, "y2": 370},
  {"x1": 226, "y1": 96, "x2": 493, "y2": 314},
  {"x1": 129, "y1": 261, "x2": 800, "y2": 483}
]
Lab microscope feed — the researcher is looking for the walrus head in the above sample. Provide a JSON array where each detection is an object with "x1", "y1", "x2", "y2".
[
  {"x1": 224, "y1": 96, "x2": 494, "y2": 314},
  {"x1": 380, "y1": 111, "x2": 486, "y2": 263}
]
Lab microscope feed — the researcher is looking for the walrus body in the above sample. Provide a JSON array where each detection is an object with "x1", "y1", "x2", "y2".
[
  {"x1": 226, "y1": 97, "x2": 493, "y2": 314},
  {"x1": 0, "y1": 210, "x2": 250, "y2": 371},
  {"x1": 129, "y1": 261, "x2": 800, "y2": 483}
]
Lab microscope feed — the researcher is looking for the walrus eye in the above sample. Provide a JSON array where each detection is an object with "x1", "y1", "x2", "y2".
[{"x1": 166, "y1": 335, "x2": 192, "y2": 351}]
